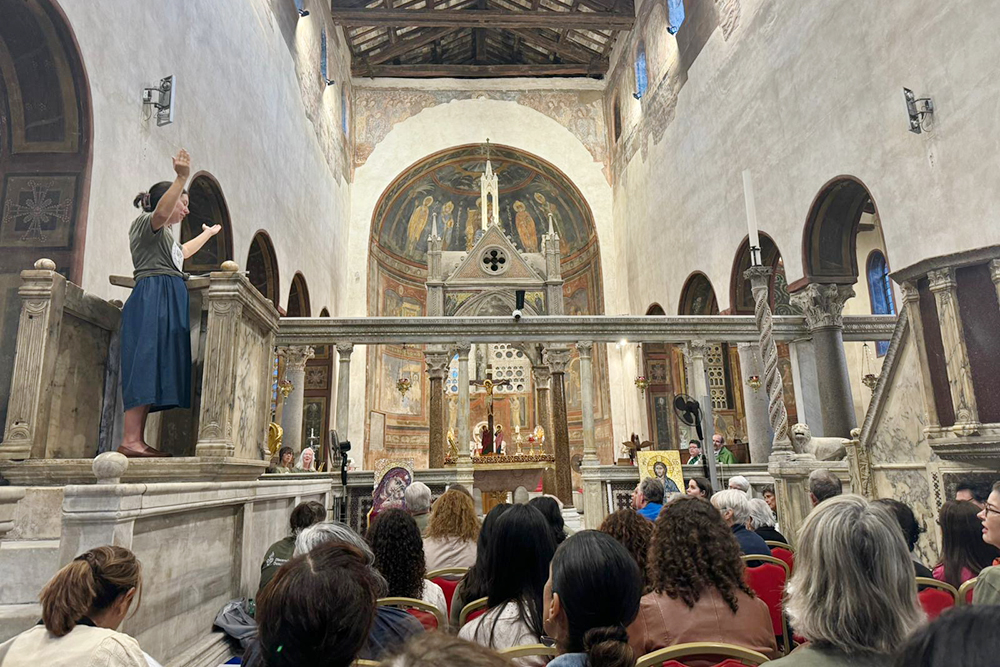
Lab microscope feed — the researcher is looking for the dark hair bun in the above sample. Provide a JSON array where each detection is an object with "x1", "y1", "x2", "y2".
[
  {"x1": 583, "y1": 626, "x2": 633, "y2": 667},
  {"x1": 133, "y1": 192, "x2": 147, "y2": 210}
]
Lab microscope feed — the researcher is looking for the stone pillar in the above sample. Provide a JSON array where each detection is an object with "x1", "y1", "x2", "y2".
[
  {"x1": 578, "y1": 342, "x2": 603, "y2": 528},
  {"x1": 790, "y1": 283, "x2": 857, "y2": 438},
  {"x1": 900, "y1": 282, "x2": 940, "y2": 431},
  {"x1": 279, "y1": 346, "x2": 315, "y2": 453},
  {"x1": 991, "y1": 260, "x2": 1000, "y2": 309},
  {"x1": 425, "y1": 347, "x2": 451, "y2": 468},
  {"x1": 532, "y1": 365, "x2": 554, "y2": 493},
  {"x1": 737, "y1": 342, "x2": 772, "y2": 462},
  {"x1": 684, "y1": 340, "x2": 719, "y2": 491},
  {"x1": 335, "y1": 343, "x2": 353, "y2": 444},
  {"x1": 455, "y1": 342, "x2": 474, "y2": 488},
  {"x1": 927, "y1": 268, "x2": 980, "y2": 434},
  {"x1": 545, "y1": 346, "x2": 574, "y2": 504}
]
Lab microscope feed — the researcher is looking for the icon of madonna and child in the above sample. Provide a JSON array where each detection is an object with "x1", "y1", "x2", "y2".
[{"x1": 368, "y1": 459, "x2": 415, "y2": 524}]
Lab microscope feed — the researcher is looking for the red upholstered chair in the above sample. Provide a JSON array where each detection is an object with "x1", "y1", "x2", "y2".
[
  {"x1": 741, "y1": 555, "x2": 790, "y2": 653},
  {"x1": 459, "y1": 597, "x2": 489, "y2": 629},
  {"x1": 636, "y1": 642, "x2": 770, "y2": 667},
  {"x1": 764, "y1": 542, "x2": 794, "y2": 573},
  {"x1": 916, "y1": 577, "x2": 958, "y2": 620},
  {"x1": 377, "y1": 597, "x2": 446, "y2": 631},
  {"x1": 959, "y1": 577, "x2": 977, "y2": 605},
  {"x1": 426, "y1": 567, "x2": 468, "y2": 616}
]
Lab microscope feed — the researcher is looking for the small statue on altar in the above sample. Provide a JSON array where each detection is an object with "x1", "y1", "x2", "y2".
[
  {"x1": 480, "y1": 424, "x2": 494, "y2": 455},
  {"x1": 446, "y1": 428, "x2": 459, "y2": 460},
  {"x1": 494, "y1": 425, "x2": 504, "y2": 455}
]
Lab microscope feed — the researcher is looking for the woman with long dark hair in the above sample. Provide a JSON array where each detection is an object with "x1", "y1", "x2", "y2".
[
  {"x1": 686, "y1": 477, "x2": 713, "y2": 500},
  {"x1": 544, "y1": 531, "x2": 643, "y2": 667},
  {"x1": 0, "y1": 546, "x2": 146, "y2": 666},
  {"x1": 458, "y1": 504, "x2": 556, "y2": 663},
  {"x1": 627, "y1": 496, "x2": 776, "y2": 659},
  {"x1": 368, "y1": 509, "x2": 447, "y2": 621},
  {"x1": 120, "y1": 149, "x2": 221, "y2": 457},
  {"x1": 529, "y1": 496, "x2": 568, "y2": 545},
  {"x1": 934, "y1": 499, "x2": 999, "y2": 587},
  {"x1": 450, "y1": 503, "x2": 513, "y2": 627}
]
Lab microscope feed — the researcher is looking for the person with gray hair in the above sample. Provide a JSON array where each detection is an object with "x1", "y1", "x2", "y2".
[
  {"x1": 633, "y1": 477, "x2": 666, "y2": 522},
  {"x1": 808, "y1": 468, "x2": 843, "y2": 506},
  {"x1": 766, "y1": 495, "x2": 923, "y2": 666},
  {"x1": 748, "y1": 497, "x2": 787, "y2": 545},
  {"x1": 404, "y1": 482, "x2": 432, "y2": 535},
  {"x1": 711, "y1": 490, "x2": 770, "y2": 557},
  {"x1": 728, "y1": 475, "x2": 751, "y2": 494},
  {"x1": 294, "y1": 521, "x2": 423, "y2": 660}
]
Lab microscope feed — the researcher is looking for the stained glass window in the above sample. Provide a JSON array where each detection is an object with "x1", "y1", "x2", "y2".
[
  {"x1": 867, "y1": 251, "x2": 895, "y2": 356},
  {"x1": 634, "y1": 45, "x2": 648, "y2": 99}
]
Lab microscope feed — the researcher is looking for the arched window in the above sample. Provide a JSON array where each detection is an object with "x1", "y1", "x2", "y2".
[
  {"x1": 633, "y1": 43, "x2": 648, "y2": 99},
  {"x1": 867, "y1": 250, "x2": 895, "y2": 356},
  {"x1": 247, "y1": 231, "x2": 280, "y2": 308},
  {"x1": 341, "y1": 86, "x2": 349, "y2": 135},
  {"x1": 613, "y1": 95, "x2": 622, "y2": 141}
]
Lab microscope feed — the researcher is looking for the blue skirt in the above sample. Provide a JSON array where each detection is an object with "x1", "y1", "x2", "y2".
[{"x1": 121, "y1": 275, "x2": 191, "y2": 412}]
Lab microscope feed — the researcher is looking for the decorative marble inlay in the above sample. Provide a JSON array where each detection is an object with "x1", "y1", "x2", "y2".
[
  {"x1": 1, "y1": 176, "x2": 76, "y2": 247},
  {"x1": 927, "y1": 268, "x2": 979, "y2": 429}
]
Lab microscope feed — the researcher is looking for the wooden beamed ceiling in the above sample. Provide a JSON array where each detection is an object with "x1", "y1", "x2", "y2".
[{"x1": 333, "y1": 0, "x2": 634, "y2": 78}]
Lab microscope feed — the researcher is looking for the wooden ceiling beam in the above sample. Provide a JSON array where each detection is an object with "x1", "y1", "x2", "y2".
[
  {"x1": 330, "y1": 8, "x2": 635, "y2": 30},
  {"x1": 352, "y1": 62, "x2": 607, "y2": 77},
  {"x1": 364, "y1": 26, "x2": 458, "y2": 64},
  {"x1": 507, "y1": 27, "x2": 602, "y2": 63}
]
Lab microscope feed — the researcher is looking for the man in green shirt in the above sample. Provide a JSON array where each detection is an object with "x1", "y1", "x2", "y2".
[
  {"x1": 713, "y1": 434, "x2": 736, "y2": 465},
  {"x1": 258, "y1": 500, "x2": 327, "y2": 593}
]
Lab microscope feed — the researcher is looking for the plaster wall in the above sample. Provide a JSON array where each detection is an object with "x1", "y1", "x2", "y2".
[
  {"x1": 345, "y1": 90, "x2": 627, "y2": 462},
  {"x1": 606, "y1": 0, "x2": 1000, "y2": 316},
  {"x1": 59, "y1": 0, "x2": 353, "y2": 316}
]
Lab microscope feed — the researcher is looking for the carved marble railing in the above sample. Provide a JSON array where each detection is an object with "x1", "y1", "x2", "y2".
[{"x1": 0, "y1": 260, "x2": 122, "y2": 461}]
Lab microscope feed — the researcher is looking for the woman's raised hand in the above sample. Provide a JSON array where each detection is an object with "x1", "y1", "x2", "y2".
[
  {"x1": 173, "y1": 149, "x2": 191, "y2": 179},
  {"x1": 203, "y1": 223, "x2": 222, "y2": 236}
]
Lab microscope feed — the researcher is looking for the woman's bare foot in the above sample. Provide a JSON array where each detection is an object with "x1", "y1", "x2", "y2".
[{"x1": 117, "y1": 441, "x2": 172, "y2": 458}]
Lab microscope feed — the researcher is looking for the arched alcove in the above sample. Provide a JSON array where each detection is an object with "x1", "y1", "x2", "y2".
[
  {"x1": 246, "y1": 230, "x2": 280, "y2": 308},
  {"x1": 641, "y1": 303, "x2": 685, "y2": 450},
  {"x1": 677, "y1": 272, "x2": 720, "y2": 315},
  {"x1": 801, "y1": 176, "x2": 878, "y2": 285},
  {"x1": 286, "y1": 272, "x2": 311, "y2": 317},
  {"x1": 0, "y1": 0, "x2": 92, "y2": 430},
  {"x1": 729, "y1": 233, "x2": 799, "y2": 316},
  {"x1": 181, "y1": 172, "x2": 233, "y2": 273}
]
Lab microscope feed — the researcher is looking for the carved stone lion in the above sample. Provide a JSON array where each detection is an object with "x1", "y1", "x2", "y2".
[{"x1": 791, "y1": 423, "x2": 848, "y2": 461}]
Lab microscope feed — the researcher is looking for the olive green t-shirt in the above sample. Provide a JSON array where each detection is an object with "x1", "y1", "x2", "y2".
[{"x1": 129, "y1": 212, "x2": 185, "y2": 280}]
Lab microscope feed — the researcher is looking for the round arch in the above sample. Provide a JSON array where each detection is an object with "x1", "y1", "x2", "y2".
[
  {"x1": 246, "y1": 230, "x2": 280, "y2": 308},
  {"x1": 181, "y1": 172, "x2": 233, "y2": 273},
  {"x1": 729, "y1": 233, "x2": 797, "y2": 316},
  {"x1": 801, "y1": 176, "x2": 879, "y2": 285},
  {"x1": 287, "y1": 272, "x2": 311, "y2": 317},
  {"x1": 645, "y1": 303, "x2": 666, "y2": 316},
  {"x1": 319, "y1": 307, "x2": 330, "y2": 317},
  {"x1": 677, "y1": 272, "x2": 720, "y2": 315}
]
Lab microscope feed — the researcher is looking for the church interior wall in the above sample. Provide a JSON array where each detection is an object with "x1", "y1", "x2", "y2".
[{"x1": 604, "y1": 0, "x2": 1000, "y2": 319}]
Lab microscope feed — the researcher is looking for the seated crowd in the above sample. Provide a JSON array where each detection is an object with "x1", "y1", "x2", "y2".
[{"x1": 7, "y1": 476, "x2": 1000, "y2": 667}]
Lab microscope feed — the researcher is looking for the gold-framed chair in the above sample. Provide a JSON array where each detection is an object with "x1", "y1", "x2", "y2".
[
  {"x1": 499, "y1": 644, "x2": 560, "y2": 660},
  {"x1": 458, "y1": 596, "x2": 489, "y2": 628},
  {"x1": 426, "y1": 567, "x2": 469, "y2": 579},
  {"x1": 636, "y1": 642, "x2": 770, "y2": 667},
  {"x1": 958, "y1": 577, "x2": 978, "y2": 605},
  {"x1": 763, "y1": 541, "x2": 793, "y2": 551},
  {"x1": 915, "y1": 577, "x2": 959, "y2": 620},
  {"x1": 741, "y1": 554, "x2": 790, "y2": 653},
  {"x1": 377, "y1": 597, "x2": 447, "y2": 630},
  {"x1": 353, "y1": 661, "x2": 381, "y2": 667}
]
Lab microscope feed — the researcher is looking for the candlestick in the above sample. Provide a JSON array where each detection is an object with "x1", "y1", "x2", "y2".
[{"x1": 742, "y1": 169, "x2": 761, "y2": 266}]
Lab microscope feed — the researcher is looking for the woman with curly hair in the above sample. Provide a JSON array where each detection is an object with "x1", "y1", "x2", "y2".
[
  {"x1": 368, "y1": 509, "x2": 448, "y2": 624},
  {"x1": 598, "y1": 509, "x2": 653, "y2": 589},
  {"x1": 626, "y1": 496, "x2": 777, "y2": 660},
  {"x1": 423, "y1": 489, "x2": 480, "y2": 571}
]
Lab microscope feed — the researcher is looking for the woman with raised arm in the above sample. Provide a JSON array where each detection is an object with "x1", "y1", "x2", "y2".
[{"x1": 119, "y1": 149, "x2": 220, "y2": 457}]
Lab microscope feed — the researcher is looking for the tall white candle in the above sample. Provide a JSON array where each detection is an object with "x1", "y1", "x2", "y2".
[{"x1": 742, "y1": 169, "x2": 761, "y2": 262}]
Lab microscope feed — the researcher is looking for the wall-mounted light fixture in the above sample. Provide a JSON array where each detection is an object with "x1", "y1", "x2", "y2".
[
  {"x1": 903, "y1": 88, "x2": 934, "y2": 134},
  {"x1": 298, "y1": 8, "x2": 310, "y2": 16},
  {"x1": 142, "y1": 75, "x2": 175, "y2": 126},
  {"x1": 295, "y1": 0, "x2": 310, "y2": 17}
]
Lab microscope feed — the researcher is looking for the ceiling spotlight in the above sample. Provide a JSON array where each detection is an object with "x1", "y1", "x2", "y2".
[{"x1": 903, "y1": 87, "x2": 934, "y2": 134}]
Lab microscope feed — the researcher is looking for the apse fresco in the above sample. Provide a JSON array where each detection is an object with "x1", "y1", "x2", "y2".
[{"x1": 372, "y1": 144, "x2": 596, "y2": 264}]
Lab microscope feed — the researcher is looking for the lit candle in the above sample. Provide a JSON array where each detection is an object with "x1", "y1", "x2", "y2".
[{"x1": 742, "y1": 169, "x2": 761, "y2": 265}]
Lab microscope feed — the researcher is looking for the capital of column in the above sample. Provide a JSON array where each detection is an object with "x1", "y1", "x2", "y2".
[
  {"x1": 900, "y1": 280, "x2": 921, "y2": 305},
  {"x1": 280, "y1": 345, "x2": 315, "y2": 371},
  {"x1": 684, "y1": 339, "x2": 711, "y2": 359},
  {"x1": 576, "y1": 340, "x2": 593, "y2": 358},
  {"x1": 532, "y1": 365, "x2": 552, "y2": 387},
  {"x1": 927, "y1": 268, "x2": 957, "y2": 293},
  {"x1": 743, "y1": 265, "x2": 774, "y2": 301},
  {"x1": 789, "y1": 283, "x2": 855, "y2": 330},
  {"x1": 335, "y1": 342, "x2": 354, "y2": 359},
  {"x1": 454, "y1": 340, "x2": 472, "y2": 359},
  {"x1": 424, "y1": 349, "x2": 451, "y2": 379},
  {"x1": 544, "y1": 346, "x2": 573, "y2": 374},
  {"x1": 990, "y1": 259, "x2": 1000, "y2": 285}
]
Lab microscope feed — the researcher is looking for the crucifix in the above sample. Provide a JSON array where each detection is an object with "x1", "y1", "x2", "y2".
[{"x1": 471, "y1": 370, "x2": 511, "y2": 455}]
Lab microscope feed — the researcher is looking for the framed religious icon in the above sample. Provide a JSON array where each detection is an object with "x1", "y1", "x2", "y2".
[
  {"x1": 368, "y1": 458, "x2": 413, "y2": 527},
  {"x1": 637, "y1": 450, "x2": 684, "y2": 495}
]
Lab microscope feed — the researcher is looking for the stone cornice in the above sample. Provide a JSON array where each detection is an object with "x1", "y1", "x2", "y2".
[{"x1": 277, "y1": 314, "x2": 896, "y2": 346}]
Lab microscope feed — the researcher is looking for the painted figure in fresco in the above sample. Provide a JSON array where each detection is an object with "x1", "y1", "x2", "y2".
[
  {"x1": 494, "y1": 425, "x2": 505, "y2": 455},
  {"x1": 370, "y1": 467, "x2": 412, "y2": 521},
  {"x1": 406, "y1": 195, "x2": 434, "y2": 247},
  {"x1": 533, "y1": 191, "x2": 571, "y2": 255},
  {"x1": 440, "y1": 201, "x2": 456, "y2": 249},
  {"x1": 465, "y1": 201, "x2": 480, "y2": 250},
  {"x1": 480, "y1": 424, "x2": 494, "y2": 456},
  {"x1": 513, "y1": 200, "x2": 538, "y2": 252}
]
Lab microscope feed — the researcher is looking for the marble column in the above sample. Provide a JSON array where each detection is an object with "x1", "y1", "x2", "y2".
[
  {"x1": 578, "y1": 342, "x2": 603, "y2": 528},
  {"x1": 532, "y1": 365, "x2": 555, "y2": 493},
  {"x1": 335, "y1": 343, "x2": 353, "y2": 444},
  {"x1": 280, "y1": 346, "x2": 315, "y2": 452},
  {"x1": 455, "y1": 342, "x2": 474, "y2": 487},
  {"x1": 992, "y1": 260, "x2": 1000, "y2": 308},
  {"x1": 900, "y1": 282, "x2": 940, "y2": 431},
  {"x1": 425, "y1": 347, "x2": 451, "y2": 468},
  {"x1": 545, "y1": 346, "x2": 574, "y2": 504},
  {"x1": 684, "y1": 339, "x2": 718, "y2": 490},
  {"x1": 790, "y1": 283, "x2": 857, "y2": 438},
  {"x1": 737, "y1": 342, "x2": 773, "y2": 462},
  {"x1": 927, "y1": 268, "x2": 980, "y2": 433}
]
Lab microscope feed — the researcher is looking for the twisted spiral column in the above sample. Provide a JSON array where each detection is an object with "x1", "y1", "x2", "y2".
[{"x1": 744, "y1": 266, "x2": 794, "y2": 457}]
